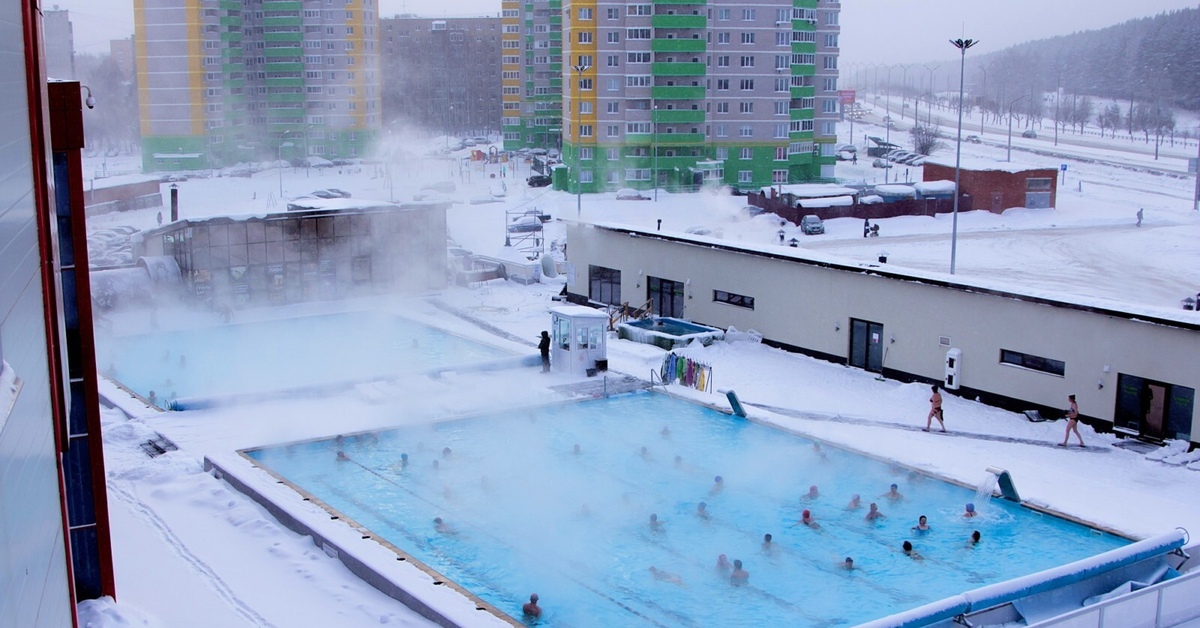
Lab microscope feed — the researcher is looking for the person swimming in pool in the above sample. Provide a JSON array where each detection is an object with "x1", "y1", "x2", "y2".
[
  {"x1": 866, "y1": 503, "x2": 886, "y2": 521},
  {"x1": 716, "y1": 554, "x2": 731, "y2": 572},
  {"x1": 522, "y1": 593, "x2": 541, "y2": 618},
  {"x1": 639, "y1": 446, "x2": 654, "y2": 462},
  {"x1": 336, "y1": 450, "x2": 349, "y2": 461},
  {"x1": 709, "y1": 475, "x2": 724, "y2": 495},
  {"x1": 661, "y1": 425, "x2": 671, "y2": 438},
  {"x1": 761, "y1": 533, "x2": 775, "y2": 554},
  {"x1": 804, "y1": 485, "x2": 820, "y2": 499},
  {"x1": 573, "y1": 443, "x2": 582, "y2": 455},
  {"x1": 442, "y1": 446, "x2": 452, "y2": 459},
  {"x1": 433, "y1": 517, "x2": 453, "y2": 534},
  {"x1": 912, "y1": 515, "x2": 930, "y2": 533},
  {"x1": 696, "y1": 501, "x2": 711, "y2": 520},
  {"x1": 649, "y1": 566, "x2": 684, "y2": 585},
  {"x1": 902, "y1": 540, "x2": 922, "y2": 560},
  {"x1": 968, "y1": 530, "x2": 982, "y2": 546},
  {"x1": 398, "y1": 453, "x2": 409, "y2": 468},
  {"x1": 648, "y1": 513, "x2": 664, "y2": 532},
  {"x1": 792, "y1": 509, "x2": 820, "y2": 529},
  {"x1": 841, "y1": 557, "x2": 855, "y2": 570},
  {"x1": 847, "y1": 494, "x2": 862, "y2": 509},
  {"x1": 730, "y1": 559, "x2": 749, "y2": 586},
  {"x1": 963, "y1": 502, "x2": 977, "y2": 518},
  {"x1": 882, "y1": 483, "x2": 903, "y2": 501}
]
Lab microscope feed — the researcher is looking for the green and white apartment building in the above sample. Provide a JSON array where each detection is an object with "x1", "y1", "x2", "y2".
[
  {"x1": 501, "y1": 0, "x2": 841, "y2": 192},
  {"x1": 135, "y1": 0, "x2": 383, "y2": 172}
]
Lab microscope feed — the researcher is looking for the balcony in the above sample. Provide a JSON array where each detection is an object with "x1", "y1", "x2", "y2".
[
  {"x1": 653, "y1": 0, "x2": 707, "y2": 4},
  {"x1": 651, "y1": 109, "x2": 705, "y2": 124},
  {"x1": 651, "y1": 85, "x2": 705, "y2": 100},
  {"x1": 651, "y1": 15, "x2": 706, "y2": 29},
  {"x1": 653, "y1": 132, "x2": 705, "y2": 144},
  {"x1": 651, "y1": 62, "x2": 705, "y2": 77},
  {"x1": 651, "y1": 39, "x2": 706, "y2": 54}
]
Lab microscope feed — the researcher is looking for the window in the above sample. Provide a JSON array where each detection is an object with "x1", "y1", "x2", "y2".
[
  {"x1": 607, "y1": 54, "x2": 620, "y2": 67},
  {"x1": 580, "y1": 147, "x2": 593, "y2": 160},
  {"x1": 742, "y1": 9, "x2": 756, "y2": 20},
  {"x1": 714, "y1": 290, "x2": 755, "y2": 309},
  {"x1": 627, "y1": 28, "x2": 651, "y2": 39},
  {"x1": 775, "y1": 146, "x2": 788, "y2": 160},
  {"x1": 606, "y1": 102, "x2": 619, "y2": 113},
  {"x1": 606, "y1": 8, "x2": 619, "y2": 19},
  {"x1": 1000, "y1": 349, "x2": 1065, "y2": 377},
  {"x1": 772, "y1": 169, "x2": 788, "y2": 183},
  {"x1": 1027, "y1": 178, "x2": 1053, "y2": 190},
  {"x1": 577, "y1": 54, "x2": 593, "y2": 67},
  {"x1": 716, "y1": 79, "x2": 730, "y2": 91},
  {"x1": 626, "y1": 75, "x2": 652, "y2": 87},
  {"x1": 740, "y1": 147, "x2": 753, "y2": 159},
  {"x1": 774, "y1": 78, "x2": 789, "y2": 92},
  {"x1": 739, "y1": 126, "x2": 753, "y2": 137},
  {"x1": 579, "y1": 78, "x2": 593, "y2": 90},
  {"x1": 823, "y1": 77, "x2": 838, "y2": 92},
  {"x1": 607, "y1": 31, "x2": 620, "y2": 43},
  {"x1": 628, "y1": 52, "x2": 651, "y2": 63},
  {"x1": 579, "y1": 124, "x2": 593, "y2": 137},
  {"x1": 717, "y1": 32, "x2": 730, "y2": 44},
  {"x1": 739, "y1": 102, "x2": 753, "y2": 114},
  {"x1": 714, "y1": 124, "x2": 728, "y2": 137},
  {"x1": 740, "y1": 56, "x2": 755, "y2": 68},
  {"x1": 717, "y1": 8, "x2": 730, "y2": 21},
  {"x1": 589, "y1": 266, "x2": 622, "y2": 306},
  {"x1": 578, "y1": 32, "x2": 592, "y2": 43},
  {"x1": 607, "y1": 148, "x2": 618, "y2": 160},
  {"x1": 776, "y1": 32, "x2": 790, "y2": 46},
  {"x1": 628, "y1": 4, "x2": 652, "y2": 16},
  {"x1": 741, "y1": 32, "x2": 755, "y2": 44},
  {"x1": 774, "y1": 101, "x2": 788, "y2": 115},
  {"x1": 823, "y1": 56, "x2": 838, "y2": 70},
  {"x1": 579, "y1": 7, "x2": 592, "y2": 19},
  {"x1": 716, "y1": 102, "x2": 729, "y2": 113},
  {"x1": 824, "y1": 11, "x2": 839, "y2": 25},
  {"x1": 626, "y1": 122, "x2": 652, "y2": 134},
  {"x1": 580, "y1": 101, "x2": 593, "y2": 114},
  {"x1": 607, "y1": 125, "x2": 620, "y2": 137},
  {"x1": 774, "y1": 124, "x2": 788, "y2": 139},
  {"x1": 739, "y1": 79, "x2": 755, "y2": 91},
  {"x1": 716, "y1": 147, "x2": 729, "y2": 159},
  {"x1": 825, "y1": 33, "x2": 839, "y2": 48},
  {"x1": 717, "y1": 55, "x2": 730, "y2": 67},
  {"x1": 738, "y1": 170, "x2": 753, "y2": 183},
  {"x1": 821, "y1": 99, "x2": 838, "y2": 113},
  {"x1": 607, "y1": 78, "x2": 620, "y2": 91}
]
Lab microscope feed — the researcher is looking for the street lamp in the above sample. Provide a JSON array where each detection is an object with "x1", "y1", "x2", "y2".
[
  {"x1": 898, "y1": 63, "x2": 914, "y2": 122},
  {"x1": 652, "y1": 101, "x2": 659, "y2": 201},
  {"x1": 571, "y1": 63, "x2": 590, "y2": 216},
  {"x1": 1006, "y1": 93, "x2": 1030, "y2": 162},
  {"x1": 277, "y1": 141, "x2": 294, "y2": 197},
  {"x1": 949, "y1": 37, "x2": 979, "y2": 276}
]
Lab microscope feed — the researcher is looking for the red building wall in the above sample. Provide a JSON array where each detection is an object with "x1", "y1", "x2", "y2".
[{"x1": 923, "y1": 163, "x2": 1057, "y2": 213}]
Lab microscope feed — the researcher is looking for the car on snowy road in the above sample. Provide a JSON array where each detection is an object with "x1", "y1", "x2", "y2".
[{"x1": 527, "y1": 174, "x2": 553, "y2": 187}]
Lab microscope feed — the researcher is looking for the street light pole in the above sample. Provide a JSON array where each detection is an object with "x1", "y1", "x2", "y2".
[
  {"x1": 898, "y1": 63, "x2": 913, "y2": 122},
  {"x1": 949, "y1": 37, "x2": 979, "y2": 276},
  {"x1": 571, "y1": 63, "x2": 590, "y2": 215},
  {"x1": 652, "y1": 101, "x2": 658, "y2": 201},
  {"x1": 1006, "y1": 93, "x2": 1030, "y2": 162}
]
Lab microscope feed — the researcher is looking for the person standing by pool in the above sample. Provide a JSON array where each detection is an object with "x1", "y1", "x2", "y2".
[
  {"x1": 924, "y1": 385, "x2": 945, "y2": 432},
  {"x1": 523, "y1": 593, "x2": 542, "y2": 618},
  {"x1": 1060, "y1": 394, "x2": 1084, "y2": 447},
  {"x1": 866, "y1": 503, "x2": 886, "y2": 521},
  {"x1": 731, "y1": 559, "x2": 749, "y2": 586},
  {"x1": 538, "y1": 330, "x2": 551, "y2": 373}
]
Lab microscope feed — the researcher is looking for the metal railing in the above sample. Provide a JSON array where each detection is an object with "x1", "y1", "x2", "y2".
[{"x1": 1027, "y1": 568, "x2": 1200, "y2": 628}]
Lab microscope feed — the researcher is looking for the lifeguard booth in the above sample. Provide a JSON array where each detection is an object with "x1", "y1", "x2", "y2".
[{"x1": 550, "y1": 306, "x2": 608, "y2": 376}]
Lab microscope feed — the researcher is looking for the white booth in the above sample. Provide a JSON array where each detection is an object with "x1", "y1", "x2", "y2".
[{"x1": 550, "y1": 306, "x2": 608, "y2": 376}]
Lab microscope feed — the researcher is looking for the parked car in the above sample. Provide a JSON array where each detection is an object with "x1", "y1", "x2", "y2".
[
  {"x1": 310, "y1": 189, "x2": 339, "y2": 199},
  {"x1": 1021, "y1": 129, "x2": 1038, "y2": 139},
  {"x1": 838, "y1": 144, "x2": 857, "y2": 154},
  {"x1": 800, "y1": 215, "x2": 825, "y2": 235},
  {"x1": 527, "y1": 174, "x2": 553, "y2": 187},
  {"x1": 507, "y1": 215, "x2": 544, "y2": 233},
  {"x1": 872, "y1": 158, "x2": 893, "y2": 169},
  {"x1": 615, "y1": 188, "x2": 649, "y2": 200},
  {"x1": 965, "y1": 135, "x2": 982, "y2": 144},
  {"x1": 325, "y1": 188, "x2": 351, "y2": 198}
]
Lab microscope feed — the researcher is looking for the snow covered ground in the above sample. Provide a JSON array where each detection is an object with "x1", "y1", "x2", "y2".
[{"x1": 80, "y1": 132, "x2": 1200, "y2": 626}]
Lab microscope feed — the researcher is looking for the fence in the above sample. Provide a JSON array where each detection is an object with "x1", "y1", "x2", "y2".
[
  {"x1": 747, "y1": 190, "x2": 972, "y2": 225},
  {"x1": 1026, "y1": 568, "x2": 1200, "y2": 628}
]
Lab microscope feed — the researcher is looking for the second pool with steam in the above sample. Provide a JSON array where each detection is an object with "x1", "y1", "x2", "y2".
[{"x1": 246, "y1": 393, "x2": 1126, "y2": 627}]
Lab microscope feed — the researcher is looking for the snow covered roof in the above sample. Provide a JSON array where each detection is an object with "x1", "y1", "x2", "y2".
[
  {"x1": 763, "y1": 183, "x2": 858, "y2": 198},
  {"x1": 798, "y1": 195, "x2": 855, "y2": 208},
  {"x1": 922, "y1": 155, "x2": 1056, "y2": 174},
  {"x1": 914, "y1": 180, "x2": 957, "y2": 194},
  {"x1": 873, "y1": 184, "x2": 917, "y2": 197},
  {"x1": 550, "y1": 305, "x2": 608, "y2": 319}
]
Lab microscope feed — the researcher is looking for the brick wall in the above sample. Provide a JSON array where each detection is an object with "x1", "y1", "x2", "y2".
[{"x1": 923, "y1": 163, "x2": 1058, "y2": 213}]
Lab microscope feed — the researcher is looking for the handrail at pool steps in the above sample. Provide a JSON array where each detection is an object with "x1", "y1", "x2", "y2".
[{"x1": 856, "y1": 529, "x2": 1189, "y2": 628}]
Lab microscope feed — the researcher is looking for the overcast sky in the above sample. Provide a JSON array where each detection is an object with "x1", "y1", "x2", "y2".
[{"x1": 54, "y1": 0, "x2": 1199, "y2": 64}]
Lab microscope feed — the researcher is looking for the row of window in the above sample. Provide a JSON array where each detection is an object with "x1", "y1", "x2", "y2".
[
  {"x1": 569, "y1": 120, "x2": 835, "y2": 139},
  {"x1": 572, "y1": 6, "x2": 837, "y2": 27}
]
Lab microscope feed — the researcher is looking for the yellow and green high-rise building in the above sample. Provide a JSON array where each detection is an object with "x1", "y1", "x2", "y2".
[
  {"x1": 135, "y1": 0, "x2": 382, "y2": 172},
  {"x1": 503, "y1": 0, "x2": 840, "y2": 192}
]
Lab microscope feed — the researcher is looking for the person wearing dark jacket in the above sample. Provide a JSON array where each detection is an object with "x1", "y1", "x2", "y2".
[{"x1": 538, "y1": 331, "x2": 551, "y2": 372}]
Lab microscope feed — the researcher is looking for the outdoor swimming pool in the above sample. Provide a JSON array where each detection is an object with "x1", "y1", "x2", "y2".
[
  {"x1": 97, "y1": 311, "x2": 512, "y2": 401},
  {"x1": 245, "y1": 393, "x2": 1127, "y2": 627}
]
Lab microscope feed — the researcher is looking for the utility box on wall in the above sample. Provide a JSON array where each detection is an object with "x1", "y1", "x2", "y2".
[{"x1": 944, "y1": 348, "x2": 962, "y2": 390}]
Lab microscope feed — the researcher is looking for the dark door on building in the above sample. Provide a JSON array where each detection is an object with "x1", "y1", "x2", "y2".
[
  {"x1": 648, "y1": 276, "x2": 685, "y2": 318},
  {"x1": 1114, "y1": 374, "x2": 1195, "y2": 442},
  {"x1": 849, "y1": 319, "x2": 885, "y2": 373},
  {"x1": 991, "y1": 192, "x2": 1004, "y2": 212}
]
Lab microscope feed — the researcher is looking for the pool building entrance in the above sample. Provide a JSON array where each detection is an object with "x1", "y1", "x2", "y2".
[{"x1": 243, "y1": 393, "x2": 1130, "y2": 627}]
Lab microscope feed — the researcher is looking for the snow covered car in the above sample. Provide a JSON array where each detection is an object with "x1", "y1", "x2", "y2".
[
  {"x1": 615, "y1": 188, "x2": 649, "y2": 200},
  {"x1": 800, "y1": 215, "x2": 825, "y2": 235},
  {"x1": 965, "y1": 135, "x2": 982, "y2": 144},
  {"x1": 872, "y1": 158, "x2": 893, "y2": 169}
]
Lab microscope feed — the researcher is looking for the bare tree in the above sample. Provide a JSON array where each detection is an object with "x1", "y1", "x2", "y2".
[
  {"x1": 1098, "y1": 103, "x2": 1122, "y2": 138},
  {"x1": 909, "y1": 125, "x2": 947, "y2": 156}
]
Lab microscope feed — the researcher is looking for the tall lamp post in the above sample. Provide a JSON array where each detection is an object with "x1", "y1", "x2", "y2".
[
  {"x1": 949, "y1": 37, "x2": 979, "y2": 276},
  {"x1": 1006, "y1": 93, "x2": 1030, "y2": 162},
  {"x1": 652, "y1": 101, "x2": 659, "y2": 201},
  {"x1": 571, "y1": 63, "x2": 590, "y2": 216},
  {"x1": 277, "y1": 140, "x2": 294, "y2": 197}
]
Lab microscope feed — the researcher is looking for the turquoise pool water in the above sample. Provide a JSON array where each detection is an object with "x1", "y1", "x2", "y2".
[
  {"x1": 246, "y1": 393, "x2": 1127, "y2": 627},
  {"x1": 626, "y1": 317, "x2": 720, "y2": 337},
  {"x1": 97, "y1": 311, "x2": 511, "y2": 400}
]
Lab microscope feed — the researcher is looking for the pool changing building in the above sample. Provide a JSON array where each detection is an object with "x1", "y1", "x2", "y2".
[{"x1": 565, "y1": 222, "x2": 1199, "y2": 446}]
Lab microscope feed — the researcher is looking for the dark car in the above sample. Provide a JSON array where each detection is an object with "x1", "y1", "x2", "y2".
[
  {"x1": 1021, "y1": 129, "x2": 1038, "y2": 139},
  {"x1": 800, "y1": 215, "x2": 825, "y2": 235},
  {"x1": 527, "y1": 174, "x2": 553, "y2": 188}
]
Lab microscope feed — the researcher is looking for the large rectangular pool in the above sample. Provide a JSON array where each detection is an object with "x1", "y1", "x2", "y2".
[
  {"x1": 245, "y1": 393, "x2": 1126, "y2": 627},
  {"x1": 97, "y1": 311, "x2": 512, "y2": 400}
]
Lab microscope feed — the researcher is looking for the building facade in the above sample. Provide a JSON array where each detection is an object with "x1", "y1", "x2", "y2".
[
  {"x1": 43, "y1": 7, "x2": 75, "y2": 79},
  {"x1": 135, "y1": 0, "x2": 384, "y2": 172},
  {"x1": 502, "y1": 0, "x2": 840, "y2": 192},
  {"x1": 380, "y1": 16, "x2": 502, "y2": 136}
]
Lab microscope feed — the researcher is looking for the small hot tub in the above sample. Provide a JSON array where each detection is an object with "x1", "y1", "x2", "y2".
[{"x1": 617, "y1": 316, "x2": 724, "y2": 350}]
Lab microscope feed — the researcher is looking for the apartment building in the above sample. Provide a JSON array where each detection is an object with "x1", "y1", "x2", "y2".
[
  {"x1": 135, "y1": 0, "x2": 383, "y2": 172},
  {"x1": 380, "y1": 16, "x2": 502, "y2": 136},
  {"x1": 44, "y1": 7, "x2": 75, "y2": 79},
  {"x1": 503, "y1": 0, "x2": 840, "y2": 192}
]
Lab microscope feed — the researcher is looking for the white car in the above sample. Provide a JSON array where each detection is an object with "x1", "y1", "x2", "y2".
[{"x1": 615, "y1": 188, "x2": 649, "y2": 200}]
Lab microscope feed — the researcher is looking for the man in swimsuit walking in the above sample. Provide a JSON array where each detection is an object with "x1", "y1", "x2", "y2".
[{"x1": 924, "y1": 384, "x2": 945, "y2": 432}]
